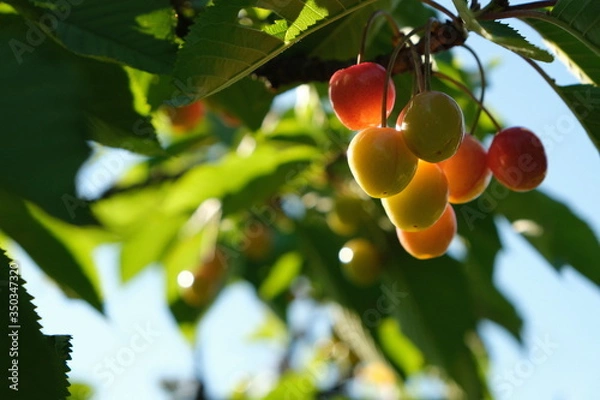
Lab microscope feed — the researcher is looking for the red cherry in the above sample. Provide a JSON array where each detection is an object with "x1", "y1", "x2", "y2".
[
  {"x1": 328, "y1": 62, "x2": 395, "y2": 130},
  {"x1": 487, "y1": 127, "x2": 547, "y2": 191}
]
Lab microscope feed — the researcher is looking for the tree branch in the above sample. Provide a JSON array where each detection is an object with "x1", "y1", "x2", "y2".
[{"x1": 253, "y1": 20, "x2": 467, "y2": 90}]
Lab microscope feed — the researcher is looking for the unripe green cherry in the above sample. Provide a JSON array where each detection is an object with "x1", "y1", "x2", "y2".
[
  {"x1": 397, "y1": 91, "x2": 465, "y2": 162},
  {"x1": 348, "y1": 127, "x2": 418, "y2": 198},
  {"x1": 339, "y1": 238, "x2": 382, "y2": 286},
  {"x1": 382, "y1": 161, "x2": 449, "y2": 231}
]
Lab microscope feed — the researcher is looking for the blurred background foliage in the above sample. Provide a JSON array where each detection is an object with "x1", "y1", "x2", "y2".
[{"x1": 0, "y1": 0, "x2": 599, "y2": 398}]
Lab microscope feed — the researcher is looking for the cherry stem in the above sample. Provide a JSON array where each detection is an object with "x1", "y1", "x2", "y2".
[
  {"x1": 357, "y1": 10, "x2": 401, "y2": 64},
  {"x1": 420, "y1": 0, "x2": 462, "y2": 26},
  {"x1": 503, "y1": 1, "x2": 556, "y2": 11},
  {"x1": 408, "y1": 39, "x2": 425, "y2": 94},
  {"x1": 433, "y1": 71, "x2": 501, "y2": 131},
  {"x1": 423, "y1": 18, "x2": 436, "y2": 92},
  {"x1": 381, "y1": 27, "x2": 425, "y2": 127},
  {"x1": 519, "y1": 54, "x2": 559, "y2": 92},
  {"x1": 461, "y1": 44, "x2": 486, "y2": 136}
]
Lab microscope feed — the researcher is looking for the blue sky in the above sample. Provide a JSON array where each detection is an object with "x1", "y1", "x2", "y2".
[{"x1": 12, "y1": 2, "x2": 600, "y2": 399}]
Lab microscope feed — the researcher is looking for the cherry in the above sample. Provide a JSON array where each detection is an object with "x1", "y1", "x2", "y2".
[
  {"x1": 348, "y1": 127, "x2": 418, "y2": 198},
  {"x1": 327, "y1": 196, "x2": 366, "y2": 236},
  {"x1": 166, "y1": 101, "x2": 205, "y2": 133},
  {"x1": 487, "y1": 127, "x2": 547, "y2": 191},
  {"x1": 397, "y1": 91, "x2": 465, "y2": 162},
  {"x1": 382, "y1": 161, "x2": 448, "y2": 231},
  {"x1": 329, "y1": 62, "x2": 395, "y2": 130},
  {"x1": 242, "y1": 221, "x2": 273, "y2": 262},
  {"x1": 182, "y1": 248, "x2": 227, "y2": 307},
  {"x1": 438, "y1": 134, "x2": 491, "y2": 203},
  {"x1": 339, "y1": 238, "x2": 381, "y2": 286},
  {"x1": 396, "y1": 203, "x2": 456, "y2": 260}
]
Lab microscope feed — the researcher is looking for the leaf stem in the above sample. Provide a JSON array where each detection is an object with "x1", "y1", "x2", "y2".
[
  {"x1": 433, "y1": 71, "x2": 501, "y2": 131},
  {"x1": 420, "y1": 0, "x2": 462, "y2": 26},
  {"x1": 381, "y1": 27, "x2": 426, "y2": 127},
  {"x1": 423, "y1": 18, "x2": 436, "y2": 92},
  {"x1": 358, "y1": 10, "x2": 401, "y2": 64},
  {"x1": 461, "y1": 44, "x2": 486, "y2": 136},
  {"x1": 518, "y1": 55, "x2": 559, "y2": 92},
  {"x1": 505, "y1": 1, "x2": 556, "y2": 11},
  {"x1": 408, "y1": 40, "x2": 425, "y2": 94}
]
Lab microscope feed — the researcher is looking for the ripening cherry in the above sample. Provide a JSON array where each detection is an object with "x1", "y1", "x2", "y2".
[
  {"x1": 487, "y1": 127, "x2": 547, "y2": 191},
  {"x1": 339, "y1": 238, "x2": 382, "y2": 286},
  {"x1": 438, "y1": 134, "x2": 491, "y2": 203},
  {"x1": 348, "y1": 127, "x2": 418, "y2": 198},
  {"x1": 382, "y1": 161, "x2": 449, "y2": 231},
  {"x1": 166, "y1": 101, "x2": 205, "y2": 133},
  {"x1": 329, "y1": 62, "x2": 396, "y2": 130},
  {"x1": 182, "y1": 248, "x2": 227, "y2": 307},
  {"x1": 397, "y1": 91, "x2": 465, "y2": 162},
  {"x1": 396, "y1": 203, "x2": 456, "y2": 260}
]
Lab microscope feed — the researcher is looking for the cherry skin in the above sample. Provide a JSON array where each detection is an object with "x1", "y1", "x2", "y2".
[
  {"x1": 397, "y1": 91, "x2": 465, "y2": 162},
  {"x1": 329, "y1": 62, "x2": 395, "y2": 130},
  {"x1": 182, "y1": 248, "x2": 227, "y2": 307},
  {"x1": 348, "y1": 127, "x2": 418, "y2": 198},
  {"x1": 327, "y1": 196, "x2": 367, "y2": 236},
  {"x1": 242, "y1": 221, "x2": 273, "y2": 262},
  {"x1": 382, "y1": 161, "x2": 449, "y2": 231},
  {"x1": 438, "y1": 134, "x2": 491, "y2": 203},
  {"x1": 166, "y1": 101, "x2": 205, "y2": 133},
  {"x1": 396, "y1": 203, "x2": 456, "y2": 260},
  {"x1": 487, "y1": 127, "x2": 547, "y2": 191},
  {"x1": 339, "y1": 238, "x2": 382, "y2": 286}
]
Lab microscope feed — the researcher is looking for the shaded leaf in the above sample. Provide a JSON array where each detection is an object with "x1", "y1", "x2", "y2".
[
  {"x1": 0, "y1": 251, "x2": 72, "y2": 399},
  {"x1": 0, "y1": 14, "x2": 93, "y2": 224},
  {"x1": 526, "y1": 0, "x2": 600, "y2": 85},
  {"x1": 385, "y1": 255, "x2": 487, "y2": 399},
  {"x1": 173, "y1": 0, "x2": 375, "y2": 101},
  {"x1": 206, "y1": 77, "x2": 275, "y2": 131},
  {"x1": 554, "y1": 84, "x2": 600, "y2": 149},
  {"x1": 24, "y1": 0, "x2": 178, "y2": 73},
  {"x1": 495, "y1": 189, "x2": 600, "y2": 285},
  {"x1": 0, "y1": 189, "x2": 104, "y2": 311},
  {"x1": 79, "y1": 59, "x2": 164, "y2": 156},
  {"x1": 456, "y1": 202, "x2": 523, "y2": 341},
  {"x1": 452, "y1": 0, "x2": 553, "y2": 61}
]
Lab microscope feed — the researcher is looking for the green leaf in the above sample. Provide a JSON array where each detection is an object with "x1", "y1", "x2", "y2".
[
  {"x1": 526, "y1": 0, "x2": 600, "y2": 84},
  {"x1": 258, "y1": 251, "x2": 303, "y2": 301},
  {"x1": 457, "y1": 203, "x2": 522, "y2": 341},
  {"x1": 0, "y1": 251, "x2": 72, "y2": 399},
  {"x1": 378, "y1": 318, "x2": 424, "y2": 375},
  {"x1": 162, "y1": 144, "x2": 319, "y2": 215},
  {"x1": 262, "y1": 371, "x2": 318, "y2": 400},
  {"x1": 554, "y1": 84, "x2": 600, "y2": 149},
  {"x1": 452, "y1": 0, "x2": 553, "y2": 61},
  {"x1": 173, "y1": 0, "x2": 376, "y2": 101},
  {"x1": 22, "y1": 0, "x2": 178, "y2": 73},
  {"x1": 206, "y1": 77, "x2": 275, "y2": 131},
  {"x1": 0, "y1": 190, "x2": 104, "y2": 311},
  {"x1": 0, "y1": 15, "x2": 93, "y2": 224},
  {"x1": 120, "y1": 212, "x2": 187, "y2": 283},
  {"x1": 78, "y1": 59, "x2": 165, "y2": 156},
  {"x1": 386, "y1": 255, "x2": 487, "y2": 398},
  {"x1": 477, "y1": 21, "x2": 554, "y2": 62},
  {"x1": 495, "y1": 190, "x2": 600, "y2": 285}
]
